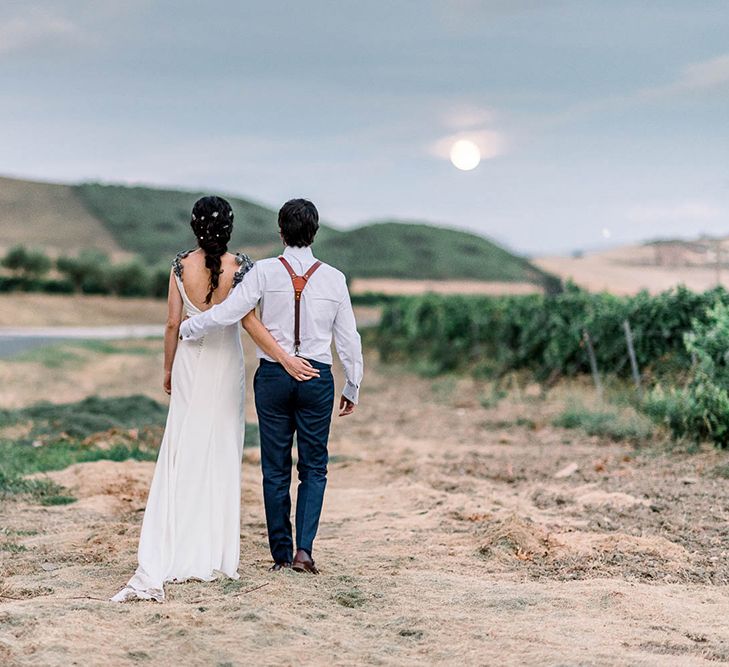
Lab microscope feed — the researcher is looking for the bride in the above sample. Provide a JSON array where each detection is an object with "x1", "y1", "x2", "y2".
[{"x1": 111, "y1": 195, "x2": 318, "y2": 602}]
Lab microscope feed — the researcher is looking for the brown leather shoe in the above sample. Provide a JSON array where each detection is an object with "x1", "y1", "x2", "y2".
[
  {"x1": 292, "y1": 549, "x2": 319, "y2": 574},
  {"x1": 269, "y1": 561, "x2": 292, "y2": 572}
]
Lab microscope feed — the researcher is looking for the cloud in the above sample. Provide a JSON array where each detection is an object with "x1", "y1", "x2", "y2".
[
  {"x1": 442, "y1": 107, "x2": 497, "y2": 131},
  {"x1": 638, "y1": 53, "x2": 729, "y2": 100},
  {"x1": 626, "y1": 201, "x2": 723, "y2": 225},
  {"x1": 0, "y1": 8, "x2": 79, "y2": 55},
  {"x1": 539, "y1": 52, "x2": 729, "y2": 131}
]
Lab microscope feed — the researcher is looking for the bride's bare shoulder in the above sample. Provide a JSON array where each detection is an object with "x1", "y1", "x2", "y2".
[{"x1": 172, "y1": 248, "x2": 200, "y2": 277}]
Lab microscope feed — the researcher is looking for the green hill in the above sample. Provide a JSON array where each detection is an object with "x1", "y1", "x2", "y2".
[
  {"x1": 0, "y1": 176, "x2": 553, "y2": 289},
  {"x1": 314, "y1": 221, "x2": 549, "y2": 283},
  {"x1": 74, "y1": 183, "x2": 550, "y2": 286},
  {"x1": 75, "y1": 183, "x2": 279, "y2": 261},
  {"x1": 74, "y1": 182, "x2": 343, "y2": 262}
]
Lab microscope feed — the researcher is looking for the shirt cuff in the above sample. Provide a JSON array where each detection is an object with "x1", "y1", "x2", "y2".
[
  {"x1": 179, "y1": 320, "x2": 192, "y2": 340},
  {"x1": 342, "y1": 379, "x2": 360, "y2": 405}
]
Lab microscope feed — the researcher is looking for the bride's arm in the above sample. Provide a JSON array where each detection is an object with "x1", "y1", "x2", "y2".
[
  {"x1": 241, "y1": 310, "x2": 319, "y2": 382},
  {"x1": 163, "y1": 271, "x2": 184, "y2": 394}
]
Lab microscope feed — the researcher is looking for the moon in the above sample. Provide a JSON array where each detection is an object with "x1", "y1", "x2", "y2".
[{"x1": 449, "y1": 139, "x2": 481, "y2": 171}]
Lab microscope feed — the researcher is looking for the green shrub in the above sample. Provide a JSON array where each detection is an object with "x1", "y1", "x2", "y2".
[
  {"x1": 553, "y1": 403, "x2": 654, "y2": 442},
  {"x1": 0, "y1": 467, "x2": 76, "y2": 505},
  {"x1": 377, "y1": 286, "x2": 729, "y2": 380},
  {"x1": 0, "y1": 276, "x2": 74, "y2": 294},
  {"x1": 643, "y1": 301, "x2": 729, "y2": 448},
  {"x1": 0, "y1": 393, "x2": 261, "y2": 504},
  {"x1": 0, "y1": 394, "x2": 169, "y2": 442},
  {"x1": 0, "y1": 247, "x2": 170, "y2": 298},
  {"x1": 108, "y1": 260, "x2": 152, "y2": 297},
  {"x1": 150, "y1": 263, "x2": 173, "y2": 298},
  {"x1": 56, "y1": 250, "x2": 111, "y2": 294},
  {"x1": 350, "y1": 292, "x2": 397, "y2": 307},
  {"x1": 2, "y1": 245, "x2": 52, "y2": 278}
]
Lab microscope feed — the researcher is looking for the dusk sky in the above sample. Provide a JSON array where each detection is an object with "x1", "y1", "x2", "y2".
[{"x1": 1, "y1": 1, "x2": 728, "y2": 254}]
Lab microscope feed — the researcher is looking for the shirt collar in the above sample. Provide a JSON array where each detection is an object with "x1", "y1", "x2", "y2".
[{"x1": 282, "y1": 245, "x2": 316, "y2": 262}]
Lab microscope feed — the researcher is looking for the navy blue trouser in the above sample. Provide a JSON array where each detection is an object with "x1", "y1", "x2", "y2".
[{"x1": 254, "y1": 359, "x2": 334, "y2": 564}]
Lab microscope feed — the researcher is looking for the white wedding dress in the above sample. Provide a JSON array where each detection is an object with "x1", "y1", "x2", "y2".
[{"x1": 112, "y1": 253, "x2": 252, "y2": 602}]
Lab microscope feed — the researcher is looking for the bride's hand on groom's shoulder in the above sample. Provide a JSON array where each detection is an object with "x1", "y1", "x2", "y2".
[{"x1": 281, "y1": 355, "x2": 320, "y2": 382}]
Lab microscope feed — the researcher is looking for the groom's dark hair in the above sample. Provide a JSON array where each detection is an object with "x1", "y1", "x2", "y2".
[{"x1": 278, "y1": 198, "x2": 319, "y2": 247}]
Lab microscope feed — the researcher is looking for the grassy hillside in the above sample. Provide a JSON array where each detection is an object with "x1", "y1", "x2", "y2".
[
  {"x1": 1, "y1": 176, "x2": 553, "y2": 288},
  {"x1": 74, "y1": 183, "x2": 286, "y2": 261},
  {"x1": 75, "y1": 182, "x2": 346, "y2": 261},
  {"x1": 314, "y1": 221, "x2": 552, "y2": 284},
  {"x1": 0, "y1": 177, "x2": 121, "y2": 255},
  {"x1": 75, "y1": 184, "x2": 550, "y2": 285}
]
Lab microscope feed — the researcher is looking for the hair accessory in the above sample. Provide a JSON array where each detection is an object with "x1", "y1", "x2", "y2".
[{"x1": 212, "y1": 211, "x2": 219, "y2": 218}]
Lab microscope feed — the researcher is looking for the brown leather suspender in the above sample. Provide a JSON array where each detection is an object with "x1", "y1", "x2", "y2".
[{"x1": 278, "y1": 256, "x2": 322, "y2": 356}]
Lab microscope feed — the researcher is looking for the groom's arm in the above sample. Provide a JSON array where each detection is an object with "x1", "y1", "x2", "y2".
[
  {"x1": 178, "y1": 264, "x2": 263, "y2": 341},
  {"x1": 332, "y1": 286, "x2": 363, "y2": 406}
]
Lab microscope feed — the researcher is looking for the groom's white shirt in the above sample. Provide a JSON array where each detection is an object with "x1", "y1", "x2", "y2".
[{"x1": 178, "y1": 245, "x2": 363, "y2": 403}]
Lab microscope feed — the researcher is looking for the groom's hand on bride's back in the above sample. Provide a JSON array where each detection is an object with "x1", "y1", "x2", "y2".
[{"x1": 339, "y1": 396, "x2": 355, "y2": 417}]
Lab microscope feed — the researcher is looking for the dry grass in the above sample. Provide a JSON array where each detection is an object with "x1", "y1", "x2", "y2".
[
  {"x1": 0, "y1": 176, "x2": 122, "y2": 256},
  {"x1": 0, "y1": 293, "x2": 166, "y2": 327},
  {"x1": 536, "y1": 241, "x2": 729, "y2": 295},
  {"x1": 351, "y1": 277, "x2": 543, "y2": 295},
  {"x1": 1, "y1": 340, "x2": 729, "y2": 664}
]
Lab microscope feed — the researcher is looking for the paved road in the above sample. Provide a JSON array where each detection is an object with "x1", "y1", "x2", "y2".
[
  {"x1": 0, "y1": 325, "x2": 164, "y2": 359},
  {"x1": 0, "y1": 310, "x2": 380, "y2": 360}
]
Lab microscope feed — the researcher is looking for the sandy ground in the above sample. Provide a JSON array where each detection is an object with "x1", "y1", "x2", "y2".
[
  {"x1": 0, "y1": 293, "x2": 381, "y2": 333},
  {"x1": 535, "y1": 242, "x2": 729, "y2": 295},
  {"x1": 1, "y1": 335, "x2": 729, "y2": 665},
  {"x1": 0, "y1": 294, "x2": 168, "y2": 328},
  {"x1": 350, "y1": 278, "x2": 542, "y2": 296}
]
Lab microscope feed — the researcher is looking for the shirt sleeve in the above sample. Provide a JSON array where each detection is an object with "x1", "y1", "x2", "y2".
[
  {"x1": 332, "y1": 286, "x2": 364, "y2": 404},
  {"x1": 178, "y1": 263, "x2": 263, "y2": 341}
]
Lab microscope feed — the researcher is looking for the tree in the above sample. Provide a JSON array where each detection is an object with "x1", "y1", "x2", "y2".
[
  {"x1": 2, "y1": 245, "x2": 52, "y2": 279},
  {"x1": 108, "y1": 261, "x2": 152, "y2": 297},
  {"x1": 56, "y1": 251, "x2": 111, "y2": 294}
]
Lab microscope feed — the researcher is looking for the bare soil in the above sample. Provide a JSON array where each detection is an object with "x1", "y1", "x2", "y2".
[
  {"x1": 536, "y1": 241, "x2": 729, "y2": 295},
  {"x1": 0, "y1": 294, "x2": 167, "y2": 328},
  {"x1": 350, "y1": 278, "x2": 542, "y2": 296},
  {"x1": 1, "y1": 338, "x2": 729, "y2": 666}
]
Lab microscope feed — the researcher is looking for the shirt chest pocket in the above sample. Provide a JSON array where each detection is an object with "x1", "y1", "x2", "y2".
[
  {"x1": 261, "y1": 289, "x2": 293, "y2": 321},
  {"x1": 308, "y1": 296, "x2": 340, "y2": 329}
]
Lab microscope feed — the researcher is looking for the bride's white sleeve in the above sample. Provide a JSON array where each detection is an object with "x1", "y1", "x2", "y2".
[{"x1": 179, "y1": 264, "x2": 262, "y2": 341}]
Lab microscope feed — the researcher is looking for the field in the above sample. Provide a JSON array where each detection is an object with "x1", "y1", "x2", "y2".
[
  {"x1": 1, "y1": 297, "x2": 729, "y2": 665},
  {"x1": 536, "y1": 239, "x2": 729, "y2": 295},
  {"x1": 350, "y1": 278, "x2": 542, "y2": 296},
  {"x1": 0, "y1": 293, "x2": 166, "y2": 328}
]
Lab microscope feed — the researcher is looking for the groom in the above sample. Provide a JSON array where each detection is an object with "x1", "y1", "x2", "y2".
[{"x1": 179, "y1": 198, "x2": 363, "y2": 574}]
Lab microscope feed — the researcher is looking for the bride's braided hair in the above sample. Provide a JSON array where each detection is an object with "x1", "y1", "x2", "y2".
[{"x1": 190, "y1": 196, "x2": 234, "y2": 304}]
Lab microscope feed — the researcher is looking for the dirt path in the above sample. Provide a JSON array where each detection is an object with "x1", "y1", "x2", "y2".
[{"x1": 2, "y1": 341, "x2": 729, "y2": 665}]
